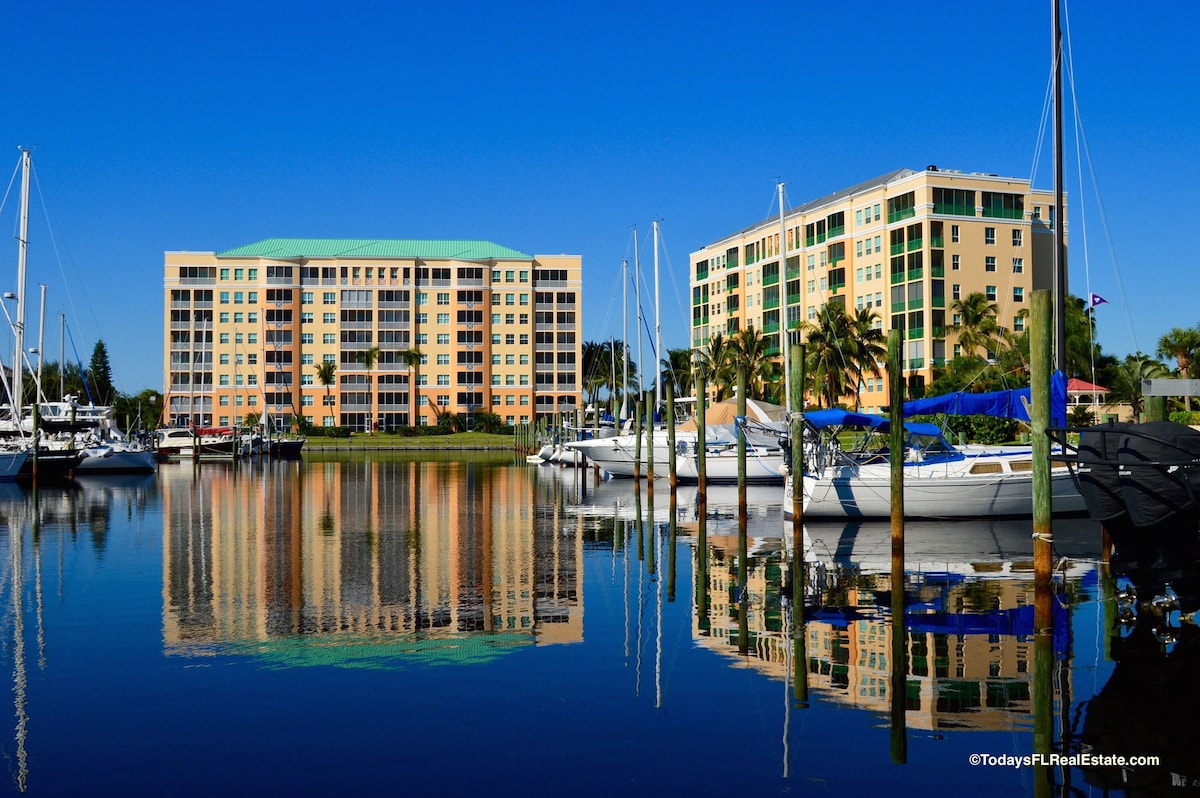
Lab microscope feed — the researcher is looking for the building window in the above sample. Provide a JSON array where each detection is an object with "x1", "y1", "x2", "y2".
[
  {"x1": 985, "y1": 256, "x2": 996, "y2": 272},
  {"x1": 323, "y1": 292, "x2": 336, "y2": 304},
  {"x1": 951, "y1": 224, "x2": 960, "y2": 243},
  {"x1": 436, "y1": 354, "x2": 450, "y2": 365},
  {"x1": 1014, "y1": 316, "x2": 1025, "y2": 332},
  {"x1": 301, "y1": 312, "x2": 313, "y2": 323},
  {"x1": 984, "y1": 227, "x2": 996, "y2": 245},
  {"x1": 986, "y1": 285, "x2": 997, "y2": 301},
  {"x1": 1013, "y1": 286, "x2": 1024, "y2": 303},
  {"x1": 436, "y1": 292, "x2": 450, "y2": 305},
  {"x1": 301, "y1": 333, "x2": 313, "y2": 344},
  {"x1": 323, "y1": 312, "x2": 335, "y2": 323},
  {"x1": 437, "y1": 395, "x2": 450, "y2": 407},
  {"x1": 416, "y1": 333, "x2": 427, "y2": 345},
  {"x1": 1012, "y1": 258, "x2": 1024, "y2": 273},
  {"x1": 219, "y1": 312, "x2": 230, "y2": 323},
  {"x1": 417, "y1": 293, "x2": 428, "y2": 306},
  {"x1": 951, "y1": 255, "x2": 960, "y2": 271},
  {"x1": 323, "y1": 333, "x2": 336, "y2": 344},
  {"x1": 220, "y1": 292, "x2": 230, "y2": 304},
  {"x1": 301, "y1": 291, "x2": 313, "y2": 304},
  {"x1": 952, "y1": 283, "x2": 961, "y2": 299},
  {"x1": 1012, "y1": 228, "x2": 1023, "y2": 246}
]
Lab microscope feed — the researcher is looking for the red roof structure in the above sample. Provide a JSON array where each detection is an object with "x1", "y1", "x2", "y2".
[{"x1": 1067, "y1": 378, "x2": 1108, "y2": 393}]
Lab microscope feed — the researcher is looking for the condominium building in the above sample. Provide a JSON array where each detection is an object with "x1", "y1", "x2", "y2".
[
  {"x1": 689, "y1": 167, "x2": 1064, "y2": 409},
  {"x1": 164, "y1": 239, "x2": 582, "y2": 430}
]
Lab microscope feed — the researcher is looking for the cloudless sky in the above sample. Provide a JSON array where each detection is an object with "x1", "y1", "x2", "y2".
[{"x1": 1, "y1": 0, "x2": 1194, "y2": 393}]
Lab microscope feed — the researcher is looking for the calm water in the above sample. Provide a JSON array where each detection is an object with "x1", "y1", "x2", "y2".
[{"x1": 0, "y1": 454, "x2": 1192, "y2": 796}]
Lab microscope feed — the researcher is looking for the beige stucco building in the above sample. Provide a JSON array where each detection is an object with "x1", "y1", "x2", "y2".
[
  {"x1": 164, "y1": 239, "x2": 582, "y2": 430},
  {"x1": 689, "y1": 168, "x2": 1065, "y2": 410}
]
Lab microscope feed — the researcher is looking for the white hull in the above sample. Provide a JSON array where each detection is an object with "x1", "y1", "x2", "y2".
[
  {"x1": 786, "y1": 459, "x2": 1086, "y2": 519},
  {"x1": 0, "y1": 450, "x2": 28, "y2": 481},
  {"x1": 668, "y1": 449, "x2": 786, "y2": 484},
  {"x1": 74, "y1": 446, "x2": 157, "y2": 474},
  {"x1": 563, "y1": 430, "x2": 695, "y2": 477}
]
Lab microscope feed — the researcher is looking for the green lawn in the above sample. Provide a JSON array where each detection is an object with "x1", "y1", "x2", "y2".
[{"x1": 304, "y1": 431, "x2": 514, "y2": 449}]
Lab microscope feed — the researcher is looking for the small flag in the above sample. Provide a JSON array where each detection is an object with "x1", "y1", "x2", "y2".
[{"x1": 1089, "y1": 293, "x2": 1108, "y2": 308}]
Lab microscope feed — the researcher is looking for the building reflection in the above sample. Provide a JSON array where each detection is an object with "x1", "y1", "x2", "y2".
[
  {"x1": 693, "y1": 532, "x2": 1088, "y2": 733},
  {"x1": 160, "y1": 459, "x2": 582, "y2": 664}
]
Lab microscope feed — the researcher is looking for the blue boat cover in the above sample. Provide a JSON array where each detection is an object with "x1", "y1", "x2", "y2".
[
  {"x1": 901, "y1": 370, "x2": 1067, "y2": 426},
  {"x1": 803, "y1": 408, "x2": 941, "y2": 437}
]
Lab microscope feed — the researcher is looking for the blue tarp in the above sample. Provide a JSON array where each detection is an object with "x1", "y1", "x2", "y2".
[
  {"x1": 901, "y1": 370, "x2": 1068, "y2": 426},
  {"x1": 804, "y1": 408, "x2": 941, "y2": 437}
]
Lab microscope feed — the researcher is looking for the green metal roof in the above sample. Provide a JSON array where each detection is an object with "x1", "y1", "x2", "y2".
[{"x1": 216, "y1": 237, "x2": 533, "y2": 261}]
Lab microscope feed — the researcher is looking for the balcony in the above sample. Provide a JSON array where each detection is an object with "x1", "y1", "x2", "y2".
[
  {"x1": 906, "y1": 238, "x2": 922, "y2": 252},
  {"x1": 762, "y1": 272, "x2": 779, "y2": 287},
  {"x1": 930, "y1": 236, "x2": 945, "y2": 248},
  {"x1": 763, "y1": 297, "x2": 780, "y2": 311},
  {"x1": 887, "y1": 208, "x2": 915, "y2": 223},
  {"x1": 891, "y1": 301, "x2": 905, "y2": 313},
  {"x1": 907, "y1": 327, "x2": 924, "y2": 340},
  {"x1": 907, "y1": 268, "x2": 923, "y2": 281},
  {"x1": 763, "y1": 321, "x2": 779, "y2": 333},
  {"x1": 907, "y1": 299, "x2": 923, "y2": 310},
  {"x1": 933, "y1": 202, "x2": 975, "y2": 216},
  {"x1": 890, "y1": 243, "x2": 905, "y2": 256},
  {"x1": 907, "y1": 357, "x2": 925, "y2": 369}
]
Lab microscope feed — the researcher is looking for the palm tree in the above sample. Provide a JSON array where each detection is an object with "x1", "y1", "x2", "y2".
[
  {"x1": 950, "y1": 292, "x2": 1001, "y2": 358},
  {"x1": 358, "y1": 346, "x2": 381, "y2": 433},
  {"x1": 314, "y1": 361, "x2": 336, "y2": 428},
  {"x1": 1107, "y1": 353, "x2": 1168, "y2": 419},
  {"x1": 799, "y1": 304, "x2": 855, "y2": 408},
  {"x1": 400, "y1": 347, "x2": 423, "y2": 427},
  {"x1": 695, "y1": 332, "x2": 734, "y2": 402},
  {"x1": 661, "y1": 348, "x2": 695, "y2": 401},
  {"x1": 844, "y1": 307, "x2": 887, "y2": 408},
  {"x1": 581, "y1": 340, "x2": 611, "y2": 405},
  {"x1": 727, "y1": 327, "x2": 778, "y2": 402},
  {"x1": 1157, "y1": 326, "x2": 1200, "y2": 410}
]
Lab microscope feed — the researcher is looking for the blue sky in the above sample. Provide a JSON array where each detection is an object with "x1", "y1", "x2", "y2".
[{"x1": 1, "y1": 0, "x2": 1194, "y2": 392}]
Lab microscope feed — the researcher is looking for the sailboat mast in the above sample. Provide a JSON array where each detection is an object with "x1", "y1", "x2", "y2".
[
  {"x1": 622, "y1": 258, "x2": 629, "y2": 420},
  {"x1": 778, "y1": 182, "x2": 790, "y2": 414},
  {"x1": 1052, "y1": 0, "x2": 1067, "y2": 372},
  {"x1": 634, "y1": 227, "x2": 643, "y2": 421},
  {"x1": 653, "y1": 220, "x2": 662, "y2": 414},
  {"x1": 59, "y1": 314, "x2": 65, "y2": 400},
  {"x1": 14, "y1": 149, "x2": 30, "y2": 410}
]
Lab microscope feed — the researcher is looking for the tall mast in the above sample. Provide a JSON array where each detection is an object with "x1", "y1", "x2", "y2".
[
  {"x1": 778, "y1": 182, "x2": 790, "y2": 414},
  {"x1": 14, "y1": 149, "x2": 30, "y2": 411},
  {"x1": 59, "y1": 314, "x2": 65, "y2": 400},
  {"x1": 634, "y1": 227, "x2": 642, "y2": 421},
  {"x1": 622, "y1": 258, "x2": 629, "y2": 420},
  {"x1": 653, "y1": 220, "x2": 662, "y2": 414},
  {"x1": 1052, "y1": 0, "x2": 1066, "y2": 372}
]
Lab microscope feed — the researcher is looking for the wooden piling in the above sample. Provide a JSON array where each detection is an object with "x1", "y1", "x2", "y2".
[
  {"x1": 1031, "y1": 289, "x2": 1053, "y2": 633},
  {"x1": 633, "y1": 399, "x2": 643, "y2": 483},
  {"x1": 736, "y1": 363, "x2": 748, "y2": 656},
  {"x1": 789, "y1": 342, "x2": 807, "y2": 707},
  {"x1": 665, "y1": 379, "x2": 677, "y2": 491}
]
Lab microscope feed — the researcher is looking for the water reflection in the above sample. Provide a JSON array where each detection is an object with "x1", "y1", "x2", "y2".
[
  {"x1": 0, "y1": 458, "x2": 1193, "y2": 794},
  {"x1": 159, "y1": 458, "x2": 583, "y2": 667},
  {"x1": 0, "y1": 476, "x2": 157, "y2": 793}
]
